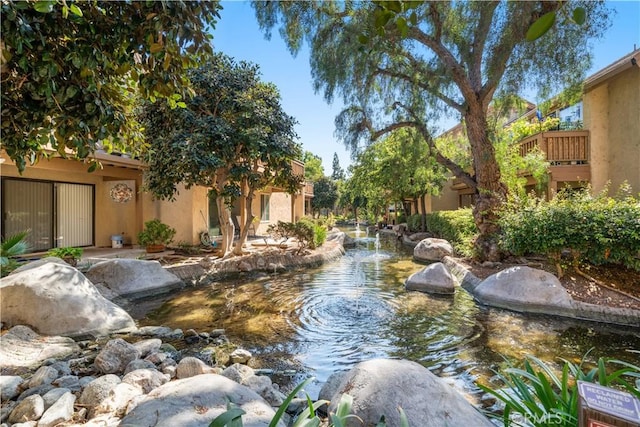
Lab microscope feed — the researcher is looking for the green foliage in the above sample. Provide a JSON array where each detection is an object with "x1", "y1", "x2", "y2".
[
  {"x1": 1, "y1": 0, "x2": 220, "y2": 172},
  {"x1": 408, "y1": 209, "x2": 477, "y2": 257},
  {"x1": 1, "y1": 231, "x2": 30, "y2": 277},
  {"x1": 46, "y1": 246, "x2": 83, "y2": 259},
  {"x1": 253, "y1": 1, "x2": 612, "y2": 260},
  {"x1": 303, "y1": 151, "x2": 325, "y2": 182},
  {"x1": 499, "y1": 186, "x2": 640, "y2": 271},
  {"x1": 139, "y1": 53, "x2": 301, "y2": 256},
  {"x1": 331, "y1": 153, "x2": 345, "y2": 181},
  {"x1": 526, "y1": 4, "x2": 587, "y2": 41},
  {"x1": 311, "y1": 177, "x2": 339, "y2": 215},
  {"x1": 137, "y1": 219, "x2": 176, "y2": 247},
  {"x1": 478, "y1": 353, "x2": 640, "y2": 426},
  {"x1": 267, "y1": 220, "x2": 315, "y2": 255}
]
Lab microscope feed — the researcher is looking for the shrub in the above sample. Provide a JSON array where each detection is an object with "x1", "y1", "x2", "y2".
[
  {"x1": 499, "y1": 186, "x2": 640, "y2": 274},
  {"x1": 137, "y1": 219, "x2": 176, "y2": 247},
  {"x1": 478, "y1": 353, "x2": 640, "y2": 427},
  {"x1": 267, "y1": 220, "x2": 315, "y2": 255},
  {"x1": 1, "y1": 231, "x2": 30, "y2": 277},
  {"x1": 424, "y1": 209, "x2": 477, "y2": 257}
]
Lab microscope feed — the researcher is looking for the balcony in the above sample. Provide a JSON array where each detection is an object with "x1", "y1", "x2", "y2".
[
  {"x1": 518, "y1": 130, "x2": 589, "y2": 165},
  {"x1": 304, "y1": 181, "x2": 314, "y2": 197},
  {"x1": 292, "y1": 159, "x2": 305, "y2": 177}
]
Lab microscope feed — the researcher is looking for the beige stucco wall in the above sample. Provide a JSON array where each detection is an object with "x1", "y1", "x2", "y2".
[
  {"x1": 430, "y1": 175, "x2": 461, "y2": 212},
  {"x1": 1, "y1": 155, "x2": 143, "y2": 248},
  {"x1": 584, "y1": 65, "x2": 640, "y2": 194},
  {"x1": 141, "y1": 183, "x2": 209, "y2": 246}
]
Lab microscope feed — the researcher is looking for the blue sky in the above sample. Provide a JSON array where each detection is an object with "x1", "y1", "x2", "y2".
[{"x1": 211, "y1": 1, "x2": 640, "y2": 174}]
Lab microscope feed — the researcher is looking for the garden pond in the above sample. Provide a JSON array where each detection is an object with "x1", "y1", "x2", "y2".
[{"x1": 136, "y1": 228, "x2": 640, "y2": 401}]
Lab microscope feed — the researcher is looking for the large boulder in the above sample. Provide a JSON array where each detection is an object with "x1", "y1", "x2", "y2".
[
  {"x1": 414, "y1": 238, "x2": 453, "y2": 262},
  {"x1": 0, "y1": 261, "x2": 135, "y2": 338},
  {"x1": 85, "y1": 259, "x2": 183, "y2": 300},
  {"x1": 0, "y1": 326, "x2": 80, "y2": 371},
  {"x1": 120, "y1": 374, "x2": 284, "y2": 427},
  {"x1": 405, "y1": 262, "x2": 457, "y2": 295},
  {"x1": 325, "y1": 359, "x2": 492, "y2": 427},
  {"x1": 473, "y1": 266, "x2": 575, "y2": 314}
]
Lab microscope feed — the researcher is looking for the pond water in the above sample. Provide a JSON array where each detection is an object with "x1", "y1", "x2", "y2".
[{"x1": 137, "y1": 228, "x2": 640, "y2": 401}]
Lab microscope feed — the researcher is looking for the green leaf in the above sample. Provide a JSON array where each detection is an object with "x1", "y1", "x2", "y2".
[
  {"x1": 526, "y1": 11, "x2": 556, "y2": 41},
  {"x1": 208, "y1": 407, "x2": 246, "y2": 427},
  {"x1": 357, "y1": 34, "x2": 369, "y2": 45},
  {"x1": 88, "y1": 162, "x2": 98, "y2": 173},
  {"x1": 385, "y1": 1, "x2": 402, "y2": 13},
  {"x1": 396, "y1": 17, "x2": 408, "y2": 38},
  {"x1": 409, "y1": 11, "x2": 418, "y2": 26},
  {"x1": 33, "y1": 1, "x2": 55, "y2": 13},
  {"x1": 69, "y1": 4, "x2": 83, "y2": 17},
  {"x1": 269, "y1": 377, "x2": 315, "y2": 427},
  {"x1": 572, "y1": 7, "x2": 586, "y2": 25},
  {"x1": 62, "y1": 5, "x2": 69, "y2": 18}
]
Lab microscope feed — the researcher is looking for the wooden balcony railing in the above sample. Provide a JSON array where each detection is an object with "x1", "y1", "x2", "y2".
[
  {"x1": 304, "y1": 181, "x2": 314, "y2": 196},
  {"x1": 518, "y1": 130, "x2": 589, "y2": 165},
  {"x1": 292, "y1": 159, "x2": 305, "y2": 177}
]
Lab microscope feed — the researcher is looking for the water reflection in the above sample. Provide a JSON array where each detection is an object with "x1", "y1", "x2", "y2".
[{"x1": 138, "y1": 229, "x2": 640, "y2": 400}]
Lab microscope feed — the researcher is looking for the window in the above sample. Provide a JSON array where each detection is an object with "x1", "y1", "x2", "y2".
[{"x1": 260, "y1": 194, "x2": 270, "y2": 221}]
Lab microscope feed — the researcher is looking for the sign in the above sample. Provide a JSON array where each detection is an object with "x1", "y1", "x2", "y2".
[{"x1": 578, "y1": 381, "x2": 640, "y2": 425}]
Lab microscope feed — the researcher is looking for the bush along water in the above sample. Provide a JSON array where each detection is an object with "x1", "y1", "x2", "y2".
[
  {"x1": 478, "y1": 351, "x2": 640, "y2": 427},
  {"x1": 499, "y1": 184, "x2": 640, "y2": 278},
  {"x1": 406, "y1": 208, "x2": 477, "y2": 257}
]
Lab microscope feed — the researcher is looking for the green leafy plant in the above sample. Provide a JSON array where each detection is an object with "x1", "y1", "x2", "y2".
[
  {"x1": 499, "y1": 185, "x2": 640, "y2": 276},
  {"x1": 478, "y1": 352, "x2": 640, "y2": 427},
  {"x1": 137, "y1": 219, "x2": 177, "y2": 247},
  {"x1": 407, "y1": 209, "x2": 477, "y2": 257},
  {"x1": 1, "y1": 231, "x2": 30, "y2": 276},
  {"x1": 47, "y1": 246, "x2": 83, "y2": 267},
  {"x1": 267, "y1": 220, "x2": 316, "y2": 255}
]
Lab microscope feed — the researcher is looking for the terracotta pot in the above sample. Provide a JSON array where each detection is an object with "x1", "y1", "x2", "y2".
[
  {"x1": 63, "y1": 256, "x2": 78, "y2": 267},
  {"x1": 145, "y1": 244, "x2": 165, "y2": 253}
]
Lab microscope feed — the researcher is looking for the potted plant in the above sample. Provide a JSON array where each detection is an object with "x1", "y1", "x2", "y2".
[
  {"x1": 46, "y1": 246, "x2": 83, "y2": 267},
  {"x1": 137, "y1": 219, "x2": 176, "y2": 253}
]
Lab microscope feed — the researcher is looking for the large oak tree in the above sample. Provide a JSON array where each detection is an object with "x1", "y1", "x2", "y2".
[
  {"x1": 1, "y1": 0, "x2": 220, "y2": 171},
  {"x1": 140, "y1": 53, "x2": 302, "y2": 257},
  {"x1": 253, "y1": 1, "x2": 610, "y2": 260}
]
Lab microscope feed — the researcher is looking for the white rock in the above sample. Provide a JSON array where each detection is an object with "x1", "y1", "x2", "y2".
[
  {"x1": 221, "y1": 364, "x2": 255, "y2": 384},
  {"x1": 474, "y1": 266, "x2": 574, "y2": 313},
  {"x1": 27, "y1": 366, "x2": 58, "y2": 389},
  {"x1": 326, "y1": 359, "x2": 493, "y2": 427},
  {"x1": 122, "y1": 369, "x2": 169, "y2": 394},
  {"x1": 78, "y1": 375, "x2": 121, "y2": 418},
  {"x1": 0, "y1": 375, "x2": 24, "y2": 401},
  {"x1": 0, "y1": 326, "x2": 80, "y2": 370},
  {"x1": 132, "y1": 338, "x2": 162, "y2": 358},
  {"x1": 120, "y1": 374, "x2": 284, "y2": 427},
  {"x1": 414, "y1": 238, "x2": 454, "y2": 262},
  {"x1": 42, "y1": 387, "x2": 71, "y2": 411},
  {"x1": 0, "y1": 261, "x2": 135, "y2": 337},
  {"x1": 175, "y1": 357, "x2": 216, "y2": 379},
  {"x1": 37, "y1": 391, "x2": 75, "y2": 427},
  {"x1": 229, "y1": 348, "x2": 252, "y2": 364},
  {"x1": 8, "y1": 394, "x2": 44, "y2": 424},
  {"x1": 93, "y1": 382, "x2": 143, "y2": 418},
  {"x1": 85, "y1": 259, "x2": 183, "y2": 300},
  {"x1": 94, "y1": 338, "x2": 141, "y2": 374},
  {"x1": 405, "y1": 262, "x2": 457, "y2": 294}
]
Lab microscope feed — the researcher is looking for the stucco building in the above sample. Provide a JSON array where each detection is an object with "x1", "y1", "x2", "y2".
[{"x1": 0, "y1": 151, "x2": 312, "y2": 252}]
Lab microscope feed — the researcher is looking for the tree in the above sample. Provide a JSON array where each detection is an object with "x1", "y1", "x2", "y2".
[
  {"x1": 331, "y1": 152, "x2": 345, "y2": 181},
  {"x1": 302, "y1": 150, "x2": 325, "y2": 182},
  {"x1": 140, "y1": 53, "x2": 302, "y2": 257},
  {"x1": 1, "y1": 0, "x2": 220, "y2": 172},
  {"x1": 311, "y1": 177, "x2": 338, "y2": 217},
  {"x1": 252, "y1": 1, "x2": 610, "y2": 260}
]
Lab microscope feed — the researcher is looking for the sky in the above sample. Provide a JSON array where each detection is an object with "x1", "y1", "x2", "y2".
[{"x1": 211, "y1": 1, "x2": 640, "y2": 174}]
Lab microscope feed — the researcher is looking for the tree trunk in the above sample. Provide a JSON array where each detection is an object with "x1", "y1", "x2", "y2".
[
  {"x1": 216, "y1": 196, "x2": 234, "y2": 257},
  {"x1": 465, "y1": 109, "x2": 508, "y2": 262},
  {"x1": 420, "y1": 194, "x2": 426, "y2": 232},
  {"x1": 233, "y1": 186, "x2": 255, "y2": 256}
]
